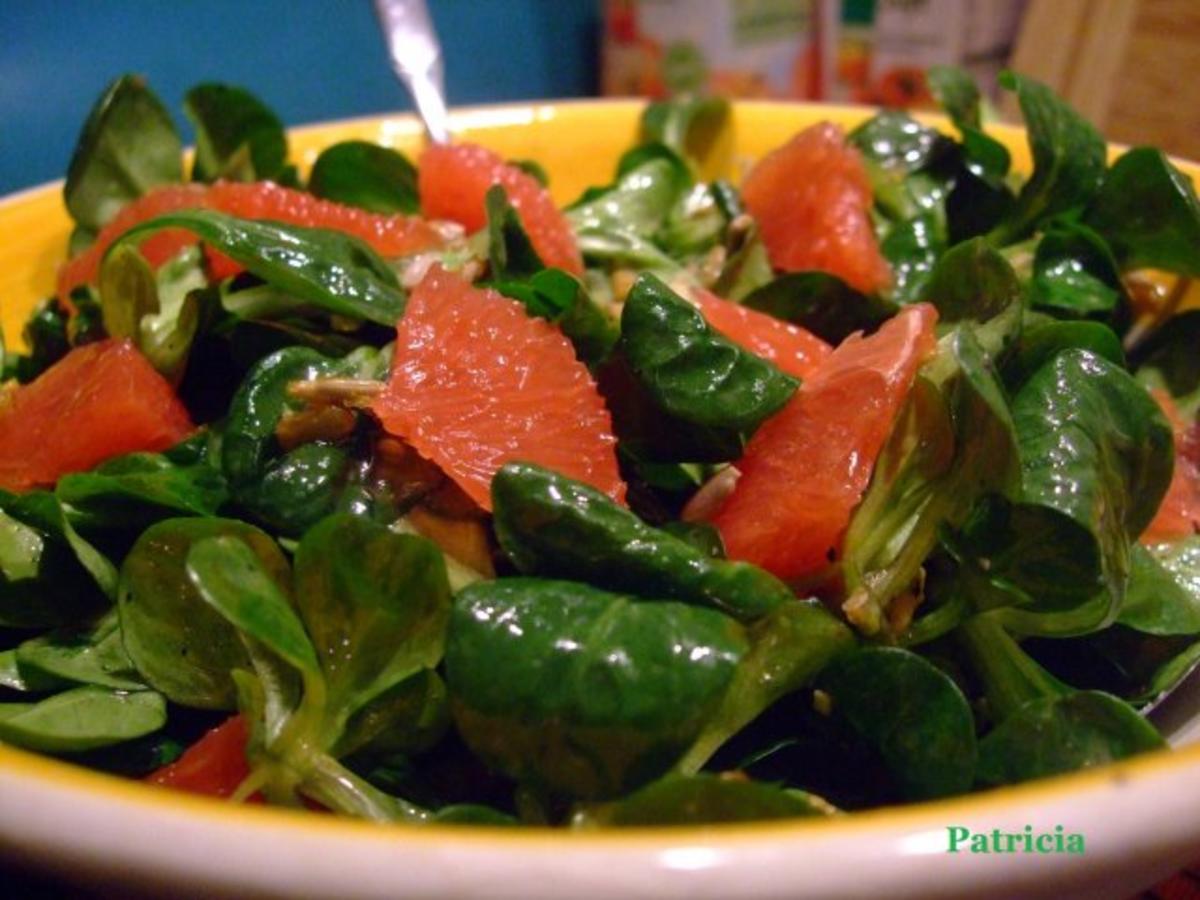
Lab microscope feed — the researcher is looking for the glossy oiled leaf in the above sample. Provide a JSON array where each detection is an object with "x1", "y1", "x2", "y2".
[
  {"x1": 988, "y1": 72, "x2": 1106, "y2": 244},
  {"x1": 619, "y1": 274, "x2": 798, "y2": 432},
  {"x1": 16, "y1": 609, "x2": 144, "y2": 691},
  {"x1": 1004, "y1": 318, "x2": 1124, "y2": 392},
  {"x1": 574, "y1": 773, "x2": 829, "y2": 827},
  {"x1": 1030, "y1": 224, "x2": 1125, "y2": 320},
  {"x1": 0, "y1": 504, "x2": 105, "y2": 629},
  {"x1": 849, "y1": 110, "x2": 955, "y2": 175},
  {"x1": 493, "y1": 268, "x2": 619, "y2": 368},
  {"x1": 566, "y1": 147, "x2": 689, "y2": 268},
  {"x1": 64, "y1": 75, "x2": 182, "y2": 232},
  {"x1": 292, "y1": 515, "x2": 450, "y2": 737},
  {"x1": 221, "y1": 346, "x2": 360, "y2": 534},
  {"x1": 976, "y1": 691, "x2": 1165, "y2": 786},
  {"x1": 57, "y1": 450, "x2": 227, "y2": 529},
  {"x1": 184, "y1": 83, "x2": 288, "y2": 183},
  {"x1": 5, "y1": 492, "x2": 118, "y2": 601},
  {"x1": 678, "y1": 600, "x2": 855, "y2": 773},
  {"x1": 309, "y1": 141, "x2": 419, "y2": 214},
  {"x1": 118, "y1": 517, "x2": 291, "y2": 708},
  {"x1": 186, "y1": 535, "x2": 318, "y2": 675},
  {"x1": 818, "y1": 647, "x2": 977, "y2": 800},
  {"x1": 1084, "y1": 147, "x2": 1200, "y2": 276},
  {"x1": 445, "y1": 577, "x2": 746, "y2": 799},
  {"x1": 0, "y1": 686, "x2": 165, "y2": 753},
  {"x1": 1012, "y1": 349, "x2": 1173, "y2": 590},
  {"x1": 1119, "y1": 540, "x2": 1200, "y2": 635},
  {"x1": 880, "y1": 213, "x2": 943, "y2": 306},
  {"x1": 113, "y1": 210, "x2": 406, "y2": 326},
  {"x1": 493, "y1": 462, "x2": 793, "y2": 621}
]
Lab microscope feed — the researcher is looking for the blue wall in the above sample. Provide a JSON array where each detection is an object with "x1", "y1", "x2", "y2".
[{"x1": 1, "y1": 1, "x2": 601, "y2": 193}]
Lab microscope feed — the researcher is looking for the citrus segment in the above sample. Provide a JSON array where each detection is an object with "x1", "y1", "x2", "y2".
[
  {"x1": 418, "y1": 142, "x2": 584, "y2": 275},
  {"x1": 0, "y1": 338, "x2": 194, "y2": 492},
  {"x1": 741, "y1": 122, "x2": 891, "y2": 296},
  {"x1": 1142, "y1": 391, "x2": 1200, "y2": 543},
  {"x1": 372, "y1": 266, "x2": 624, "y2": 511},
  {"x1": 710, "y1": 304, "x2": 938, "y2": 582}
]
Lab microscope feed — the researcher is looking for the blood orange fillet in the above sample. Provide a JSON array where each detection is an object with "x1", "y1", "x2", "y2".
[
  {"x1": 0, "y1": 339, "x2": 194, "y2": 492},
  {"x1": 690, "y1": 288, "x2": 831, "y2": 380},
  {"x1": 1142, "y1": 390, "x2": 1200, "y2": 543},
  {"x1": 372, "y1": 266, "x2": 624, "y2": 511},
  {"x1": 711, "y1": 304, "x2": 938, "y2": 583},
  {"x1": 418, "y1": 142, "x2": 584, "y2": 276},
  {"x1": 741, "y1": 122, "x2": 892, "y2": 296},
  {"x1": 57, "y1": 181, "x2": 446, "y2": 302}
]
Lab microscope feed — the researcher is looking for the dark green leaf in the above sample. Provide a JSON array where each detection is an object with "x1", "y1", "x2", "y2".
[
  {"x1": 976, "y1": 690, "x2": 1165, "y2": 786},
  {"x1": 0, "y1": 504, "x2": 105, "y2": 629},
  {"x1": 5, "y1": 492, "x2": 117, "y2": 600},
  {"x1": 308, "y1": 140, "x2": 419, "y2": 214},
  {"x1": 619, "y1": 274, "x2": 798, "y2": 432},
  {"x1": 987, "y1": 71, "x2": 1106, "y2": 244},
  {"x1": 1013, "y1": 349, "x2": 1172, "y2": 576},
  {"x1": 1119, "y1": 540, "x2": 1200, "y2": 635},
  {"x1": 741, "y1": 272, "x2": 896, "y2": 344},
  {"x1": 1084, "y1": 147, "x2": 1200, "y2": 275},
  {"x1": 1004, "y1": 318, "x2": 1125, "y2": 391},
  {"x1": 57, "y1": 450, "x2": 227, "y2": 529},
  {"x1": 292, "y1": 515, "x2": 450, "y2": 739},
  {"x1": 446, "y1": 577, "x2": 746, "y2": 799},
  {"x1": 112, "y1": 210, "x2": 406, "y2": 326},
  {"x1": 881, "y1": 213, "x2": 942, "y2": 305},
  {"x1": 927, "y1": 65, "x2": 1011, "y2": 178},
  {"x1": 956, "y1": 613, "x2": 1071, "y2": 722},
  {"x1": 1135, "y1": 309, "x2": 1200, "y2": 418},
  {"x1": 64, "y1": 75, "x2": 182, "y2": 232},
  {"x1": 0, "y1": 686, "x2": 165, "y2": 753},
  {"x1": 485, "y1": 185, "x2": 546, "y2": 281},
  {"x1": 186, "y1": 535, "x2": 318, "y2": 675},
  {"x1": 15, "y1": 610, "x2": 144, "y2": 691},
  {"x1": 678, "y1": 600, "x2": 855, "y2": 772},
  {"x1": 118, "y1": 517, "x2": 291, "y2": 708},
  {"x1": 492, "y1": 462, "x2": 794, "y2": 621},
  {"x1": 574, "y1": 773, "x2": 829, "y2": 827},
  {"x1": 184, "y1": 83, "x2": 287, "y2": 183},
  {"x1": 849, "y1": 110, "x2": 955, "y2": 175},
  {"x1": 335, "y1": 668, "x2": 449, "y2": 758},
  {"x1": 1030, "y1": 223, "x2": 1126, "y2": 320},
  {"x1": 924, "y1": 237, "x2": 1021, "y2": 327},
  {"x1": 15, "y1": 300, "x2": 71, "y2": 383},
  {"x1": 818, "y1": 647, "x2": 977, "y2": 800},
  {"x1": 494, "y1": 268, "x2": 619, "y2": 368}
]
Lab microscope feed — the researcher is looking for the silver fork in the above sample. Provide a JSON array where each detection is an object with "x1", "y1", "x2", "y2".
[{"x1": 372, "y1": 0, "x2": 451, "y2": 144}]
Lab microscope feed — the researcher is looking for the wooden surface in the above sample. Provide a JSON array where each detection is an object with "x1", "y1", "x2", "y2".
[{"x1": 1106, "y1": 0, "x2": 1200, "y2": 160}]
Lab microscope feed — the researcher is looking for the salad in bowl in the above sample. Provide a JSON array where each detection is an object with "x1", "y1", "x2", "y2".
[{"x1": 0, "y1": 68, "x2": 1198, "y2": 837}]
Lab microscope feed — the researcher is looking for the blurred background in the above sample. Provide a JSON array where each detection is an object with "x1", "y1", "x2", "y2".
[{"x1": 3, "y1": 0, "x2": 1198, "y2": 190}]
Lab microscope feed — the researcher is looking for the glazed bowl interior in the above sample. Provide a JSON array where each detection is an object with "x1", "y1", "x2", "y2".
[{"x1": 1, "y1": 100, "x2": 1199, "y2": 900}]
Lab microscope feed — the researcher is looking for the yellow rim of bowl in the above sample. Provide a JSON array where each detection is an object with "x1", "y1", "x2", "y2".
[{"x1": 1, "y1": 100, "x2": 1198, "y2": 848}]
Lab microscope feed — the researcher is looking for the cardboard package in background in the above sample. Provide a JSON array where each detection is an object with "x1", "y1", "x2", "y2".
[{"x1": 601, "y1": 0, "x2": 1026, "y2": 106}]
